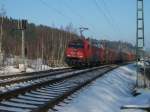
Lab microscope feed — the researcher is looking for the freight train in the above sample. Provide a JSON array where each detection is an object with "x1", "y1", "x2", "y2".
[{"x1": 65, "y1": 38, "x2": 135, "y2": 67}]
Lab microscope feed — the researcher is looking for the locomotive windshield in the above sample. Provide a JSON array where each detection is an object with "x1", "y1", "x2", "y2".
[{"x1": 68, "y1": 42, "x2": 84, "y2": 48}]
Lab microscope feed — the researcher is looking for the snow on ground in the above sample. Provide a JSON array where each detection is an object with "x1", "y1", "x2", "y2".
[
  {"x1": 0, "y1": 66, "x2": 36, "y2": 76},
  {"x1": 122, "y1": 88, "x2": 150, "y2": 111},
  {"x1": 0, "y1": 57, "x2": 68, "y2": 76},
  {"x1": 25, "y1": 67, "x2": 35, "y2": 72},
  {"x1": 52, "y1": 64, "x2": 147, "y2": 112},
  {"x1": 0, "y1": 65, "x2": 67, "y2": 76},
  {"x1": 0, "y1": 66, "x2": 20, "y2": 75}
]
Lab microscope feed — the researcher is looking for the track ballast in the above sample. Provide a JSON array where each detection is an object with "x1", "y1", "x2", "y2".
[{"x1": 0, "y1": 65, "x2": 117, "y2": 112}]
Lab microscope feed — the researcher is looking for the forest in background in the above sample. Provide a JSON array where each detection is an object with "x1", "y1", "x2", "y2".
[{"x1": 0, "y1": 17, "x2": 136, "y2": 67}]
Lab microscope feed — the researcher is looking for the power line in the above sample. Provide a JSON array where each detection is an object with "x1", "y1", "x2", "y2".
[
  {"x1": 93, "y1": 0, "x2": 112, "y2": 27},
  {"x1": 39, "y1": 0, "x2": 99, "y2": 38},
  {"x1": 39, "y1": 0, "x2": 72, "y2": 21},
  {"x1": 101, "y1": 0, "x2": 113, "y2": 21},
  {"x1": 40, "y1": 0, "x2": 111, "y2": 39},
  {"x1": 93, "y1": 0, "x2": 119, "y2": 36},
  {"x1": 101, "y1": 0, "x2": 122, "y2": 35},
  {"x1": 61, "y1": 0, "x2": 83, "y2": 22},
  {"x1": 60, "y1": 0, "x2": 98, "y2": 37}
]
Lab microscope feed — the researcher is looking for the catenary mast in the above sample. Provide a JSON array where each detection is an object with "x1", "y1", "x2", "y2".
[{"x1": 136, "y1": 0, "x2": 146, "y2": 87}]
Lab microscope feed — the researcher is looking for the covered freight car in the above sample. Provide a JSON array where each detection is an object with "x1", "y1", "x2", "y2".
[
  {"x1": 104, "y1": 48, "x2": 118, "y2": 64},
  {"x1": 116, "y1": 51, "x2": 135, "y2": 63}
]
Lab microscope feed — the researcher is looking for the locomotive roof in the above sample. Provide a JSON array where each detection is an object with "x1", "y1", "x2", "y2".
[
  {"x1": 69, "y1": 39, "x2": 84, "y2": 43},
  {"x1": 69, "y1": 38, "x2": 105, "y2": 49}
]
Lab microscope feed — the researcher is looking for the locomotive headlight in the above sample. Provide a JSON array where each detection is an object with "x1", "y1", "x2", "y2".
[
  {"x1": 79, "y1": 55, "x2": 83, "y2": 58},
  {"x1": 77, "y1": 52, "x2": 84, "y2": 58},
  {"x1": 67, "y1": 54, "x2": 71, "y2": 57}
]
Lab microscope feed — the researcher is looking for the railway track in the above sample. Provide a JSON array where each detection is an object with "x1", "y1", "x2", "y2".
[
  {"x1": 0, "y1": 67, "x2": 71, "y2": 80},
  {"x1": 0, "y1": 68, "x2": 75, "y2": 91},
  {"x1": 0, "y1": 65, "x2": 117, "y2": 112}
]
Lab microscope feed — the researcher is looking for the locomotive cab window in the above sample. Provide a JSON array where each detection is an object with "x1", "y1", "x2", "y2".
[{"x1": 68, "y1": 42, "x2": 84, "y2": 48}]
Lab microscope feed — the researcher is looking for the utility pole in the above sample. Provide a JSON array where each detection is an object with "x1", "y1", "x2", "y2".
[
  {"x1": 18, "y1": 20, "x2": 27, "y2": 72},
  {"x1": 22, "y1": 29, "x2": 25, "y2": 65},
  {"x1": 0, "y1": 16, "x2": 3, "y2": 66},
  {"x1": 41, "y1": 33, "x2": 44, "y2": 70},
  {"x1": 0, "y1": 5, "x2": 6, "y2": 66},
  {"x1": 136, "y1": 0, "x2": 146, "y2": 87},
  {"x1": 21, "y1": 20, "x2": 26, "y2": 72},
  {"x1": 79, "y1": 27, "x2": 88, "y2": 38},
  {"x1": 0, "y1": 17, "x2": 3, "y2": 54}
]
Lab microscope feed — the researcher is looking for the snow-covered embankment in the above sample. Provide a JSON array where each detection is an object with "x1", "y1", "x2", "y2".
[{"x1": 52, "y1": 64, "x2": 146, "y2": 112}]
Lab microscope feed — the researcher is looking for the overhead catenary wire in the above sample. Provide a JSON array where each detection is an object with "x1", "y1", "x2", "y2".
[
  {"x1": 39, "y1": 0, "x2": 76, "y2": 48},
  {"x1": 93, "y1": 0, "x2": 113, "y2": 27},
  {"x1": 39, "y1": 0, "x2": 73, "y2": 21},
  {"x1": 93, "y1": 0, "x2": 120, "y2": 37},
  {"x1": 64, "y1": 0, "x2": 96, "y2": 34},
  {"x1": 101, "y1": 0, "x2": 115, "y2": 24},
  {"x1": 60, "y1": 0, "x2": 99, "y2": 37},
  {"x1": 39, "y1": 0, "x2": 111, "y2": 39},
  {"x1": 100, "y1": 0, "x2": 122, "y2": 36},
  {"x1": 63, "y1": 0, "x2": 112, "y2": 37},
  {"x1": 40, "y1": 0, "x2": 103, "y2": 38},
  {"x1": 40, "y1": 0, "x2": 98, "y2": 38}
]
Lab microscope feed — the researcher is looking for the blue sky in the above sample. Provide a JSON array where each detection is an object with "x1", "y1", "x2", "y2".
[{"x1": 0, "y1": 0, "x2": 150, "y2": 48}]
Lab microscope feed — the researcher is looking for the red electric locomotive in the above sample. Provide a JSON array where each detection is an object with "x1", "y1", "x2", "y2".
[{"x1": 65, "y1": 38, "x2": 101, "y2": 66}]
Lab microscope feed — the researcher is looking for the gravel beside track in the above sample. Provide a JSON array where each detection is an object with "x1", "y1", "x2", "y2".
[{"x1": 0, "y1": 65, "x2": 117, "y2": 112}]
